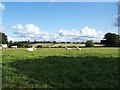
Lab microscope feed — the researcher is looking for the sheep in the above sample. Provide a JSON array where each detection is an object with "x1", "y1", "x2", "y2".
[
  {"x1": 27, "y1": 48, "x2": 34, "y2": 51},
  {"x1": 0, "y1": 46, "x2": 2, "y2": 49},
  {"x1": 77, "y1": 47, "x2": 81, "y2": 50},
  {"x1": 33, "y1": 47, "x2": 36, "y2": 50},
  {"x1": 65, "y1": 47, "x2": 72, "y2": 50},
  {"x1": 11, "y1": 46, "x2": 17, "y2": 49}
]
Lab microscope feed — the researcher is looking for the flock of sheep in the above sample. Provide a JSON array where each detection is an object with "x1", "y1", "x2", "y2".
[{"x1": 0, "y1": 44, "x2": 82, "y2": 51}]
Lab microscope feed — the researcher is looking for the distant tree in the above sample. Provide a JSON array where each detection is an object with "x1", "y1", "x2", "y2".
[
  {"x1": 0, "y1": 32, "x2": 8, "y2": 44},
  {"x1": 24, "y1": 44, "x2": 29, "y2": 48},
  {"x1": 81, "y1": 42, "x2": 85, "y2": 44},
  {"x1": 76, "y1": 42, "x2": 80, "y2": 44},
  {"x1": 27, "y1": 40, "x2": 30, "y2": 44},
  {"x1": 61, "y1": 42, "x2": 65, "y2": 44},
  {"x1": 37, "y1": 45, "x2": 42, "y2": 48},
  {"x1": 58, "y1": 45, "x2": 62, "y2": 48},
  {"x1": 100, "y1": 40, "x2": 105, "y2": 44},
  {"x1": 53, "y1": 41, "x2": 56, "y2": 44},
  {"x1": 103, "y1": 33, "x2": 120, "y2": 47},
  {"x1": 8, "y1": 40, "x2": 13, "y2": 48},
  {"x1": 85, "y1": 40, "x2": 94, "y2": 47},
  {"x1": 94, "y1": 42, "x2": 100, "y2": 44},
  {"x1": 67, "y1": 42, "x2": 70, "y2": 44},
  {"x1": 34, "y1": 40, "x2": 37, "y2": 43}
]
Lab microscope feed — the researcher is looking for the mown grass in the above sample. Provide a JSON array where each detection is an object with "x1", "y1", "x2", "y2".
[{"x1": 1, "y1": 48, "x2": 120, "y2": 88}]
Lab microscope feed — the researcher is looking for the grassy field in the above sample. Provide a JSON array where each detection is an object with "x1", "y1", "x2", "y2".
[{"x1": 1, "y1": 48, "x2": 120, "y2": 88}]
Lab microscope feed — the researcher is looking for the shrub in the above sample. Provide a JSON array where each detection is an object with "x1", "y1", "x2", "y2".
[
  {"x1": 37, "y1": 45, "x2": 42, "y2": 48},
  {"x1": 85, "y1": 40, "x2": 94, "y2": 47},
  {"x1": 58, "y1": 45, "x2": 62, "y2": 48},
  {"x1": 72, "y1": 46, "x2": 76, "y2": 48}
]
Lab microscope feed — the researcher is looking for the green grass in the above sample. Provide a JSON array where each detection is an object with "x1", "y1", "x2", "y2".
[{"x1": 1, "y1": 48, "x2": 120, "y2": 88}]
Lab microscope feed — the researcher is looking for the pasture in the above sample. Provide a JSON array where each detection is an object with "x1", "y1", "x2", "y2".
[{"x1": 1, "y1": 48, "x2": 119, "y2": 88}]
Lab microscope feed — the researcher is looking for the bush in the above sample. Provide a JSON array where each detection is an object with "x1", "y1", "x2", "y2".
[
  {"x1": 37, "y1": 45, "x2": 42, "y2": 48},
  {"x1": 85, "y1": 40, "x2": 94, "y2": 47},
  {"x1": 24, "y1": 44, "x2": 29, "y2": 48},
  {"x1": 72, "y1": 46, "x2": 76, "y2": 48},
  {"x1": 58, "y1": 45, "x2": 62, "y2": 48}
]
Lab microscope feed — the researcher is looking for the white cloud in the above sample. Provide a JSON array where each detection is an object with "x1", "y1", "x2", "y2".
[
  {"x1": 59, "y1": 29, "x2": 80, "y2": 36},
  {"x1": 12, "y1": 24, "x2": 48, "y2": 39},
  {"x1": 58, "y1": 26, "x2": 102, "y2": 37},
  {"x1": 8, "y1": 36, "x2": 29, "y2": 42},
  {"x1": 12, "y1": 24, "x2": 48, "y2": 35},
  {"x1": 81, "y1": 26, "x2": 103, "y2": 37},
  {"x1": 57, "y1": 26, "x2": 103, "y2": 42},
  {"x1": 0, "y1": 3, "x2": 5, "y2": 10},
  {"x1": 59, "y1": 26, "x2": 103, "y2": 41},
  {"x1": 8, "y1": 36, "x2": 15, "y2": 42},
  {"x1": 9, "y1": 24, "x2": 104, "y2": 42}
]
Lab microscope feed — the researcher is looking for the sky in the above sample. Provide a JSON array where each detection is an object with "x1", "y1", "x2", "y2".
[
  {"x1": 0, "y1": 2, "x2": 118, "y2": 42},
  {"x1": 2, "y1": 0, "x2": 120, "y2": 2}
]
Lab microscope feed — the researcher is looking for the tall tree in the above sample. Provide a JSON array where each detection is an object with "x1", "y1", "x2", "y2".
[
  {"x1": 103, "y1": 33, "x2": 120, "y2": 47},
  {"x1": 0, "y1": 32, "x2": 8, "y2": 44}
]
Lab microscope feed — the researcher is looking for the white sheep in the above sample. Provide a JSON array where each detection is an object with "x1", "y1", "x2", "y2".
[
  {"x1": 1, "y1": 44, "x2": 8, "y2": 49},
  {"x1": 0, "y1": 46, "x2": 2, "y2": 49},
  {"x1": 33, "y1": 47, "x2": 36, "y2": 50},
  {"x1": 77, "y1": 47, "x2": 81, "y2": 50},
  {"x1": 65, "y1": 47, "x2": 72, "y2": 50},
  {"x1": 27, "y1": 48, "x2": 34, "y2": 51}
]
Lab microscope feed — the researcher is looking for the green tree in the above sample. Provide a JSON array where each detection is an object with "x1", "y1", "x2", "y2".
[
  {"x1": 8, "y1": 40, "x2": 13, "y2": 48},
  {"x1": 103, "y1": 33, "x2": 120, "y2": 47},
  {"x1": 0, "y1": 32, "x2": 8, "y2": 44},
  {"x1": 53, "y1": 41, "x2": 56, "y2": 44},
  {"x1": 85, "y1": 40, "x2": 94, "y2": 47}
]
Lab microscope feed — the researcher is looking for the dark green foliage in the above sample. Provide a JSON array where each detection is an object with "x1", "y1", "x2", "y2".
[
  {"x1": 85, "y1": 40, "x2": 94, "y2": 47},
  {"x1": 53, "y1": 41, "x2": 56, "y2": 44},
  {"x1": 9, "y1": 41, "x2": 32, "y2": 48},
  {"x1": 102, "y1": 33, "x2": 120, "y2": 47},
  {"x1": 0, "y1": 32, "x2": 8, "y2": 44},
  {"x1": 100, "y1": 40, "x2": 105, "y2": 44},
  {"x1": 58, "y1": 45, "x2": 62, "y2": 48},
  {"x1": 8, "y1": 40, "x2": 13, "y2": 48},
  {"x1": 37, "y1": 45, "x2": 42, "y2": 48}
]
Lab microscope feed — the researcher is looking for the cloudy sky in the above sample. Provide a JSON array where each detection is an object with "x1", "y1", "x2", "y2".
[{"x1": 1, "y1": 2, "x2": 118, "y2": 42}]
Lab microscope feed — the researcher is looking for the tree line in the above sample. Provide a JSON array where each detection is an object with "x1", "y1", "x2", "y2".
[{"x1": 0, "y1": 32, "x2": 120, "y2": 48}]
